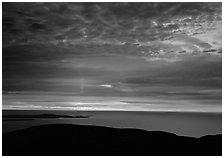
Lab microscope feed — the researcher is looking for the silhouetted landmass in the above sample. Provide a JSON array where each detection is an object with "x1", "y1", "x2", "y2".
[
  {"x1": 3, "y1": 114, "x2": 89, "y2": 119},
  {"x1": 3, "y1": 118, "x2": 35, "y2": 121},
  {"x1": 3, "y1": 124, "x2": 221, "y2": 156}
]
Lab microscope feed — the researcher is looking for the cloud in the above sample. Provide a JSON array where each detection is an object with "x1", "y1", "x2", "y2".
[
  {"x1": 100, "y1": 84, "x2": 113, "y2": 88},
  {"x1": 2, "y1": 3, "x2": 222, "y2": 113},
  {"x1": 3, "y1": 2, "x2": 221, "y2": 64},
  {"x1": 3, "y1": 3, "x2": 221, "y2": 52}
]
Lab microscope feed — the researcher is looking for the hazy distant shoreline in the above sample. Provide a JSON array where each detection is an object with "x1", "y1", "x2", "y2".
[{"x1": 3, "y1": 109, "x2": 222, "y2": 115}]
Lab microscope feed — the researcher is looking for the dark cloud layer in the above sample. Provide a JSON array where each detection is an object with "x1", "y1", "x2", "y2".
[{"x1": 3, "y1": 3, "x2": 221, "y2": 55}]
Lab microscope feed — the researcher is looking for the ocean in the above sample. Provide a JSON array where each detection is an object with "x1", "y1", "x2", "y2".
[{"x1": 3, "y1": 110, "x2": 221, "y2": 137}]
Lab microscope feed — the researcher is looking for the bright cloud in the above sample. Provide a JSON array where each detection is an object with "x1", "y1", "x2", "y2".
[{"x1": 100, "y1": 84, "x2": 113, "y2": 88}]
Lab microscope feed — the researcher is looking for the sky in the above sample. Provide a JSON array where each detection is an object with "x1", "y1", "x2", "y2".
[{"x1": 2, "y1": 2, "x2": 222, "y2": 112}]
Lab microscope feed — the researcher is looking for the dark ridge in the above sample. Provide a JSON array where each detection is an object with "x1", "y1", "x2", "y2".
[
  {"x1": 2, "y1": 114, "x2": 89, "y2": 119},
  {"x1": 3, "y1": 124, "x2": 221, "y2": 156},
  {"x1": 3, "y1": 118, "x2": 34, "y2": 121}
]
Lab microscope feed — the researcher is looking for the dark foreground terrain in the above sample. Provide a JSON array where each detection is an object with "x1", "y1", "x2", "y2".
[{"x1": 3, "y1": 124, "x2": 222, "y2": 156}]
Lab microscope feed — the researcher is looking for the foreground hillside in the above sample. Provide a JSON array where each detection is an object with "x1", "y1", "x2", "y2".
[{"x1": 3, "y1": 124, "x2": 222, "y2": 156}]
